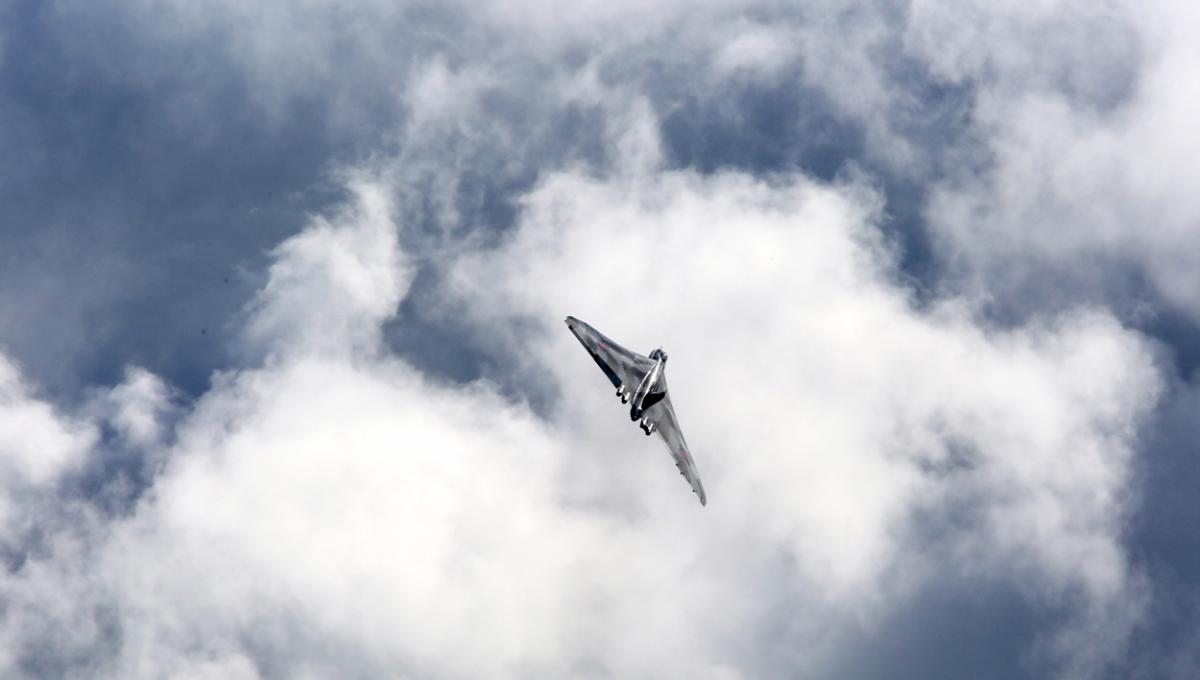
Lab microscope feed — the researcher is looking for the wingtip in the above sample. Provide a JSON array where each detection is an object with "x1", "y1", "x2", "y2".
[{"x1": 564, "y1": 316, "x2": 584, "y2": 340}]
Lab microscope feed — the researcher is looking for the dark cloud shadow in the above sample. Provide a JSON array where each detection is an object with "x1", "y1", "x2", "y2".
[{"x1": 0, "y1": 2, "x2": 393, "y2": 401}]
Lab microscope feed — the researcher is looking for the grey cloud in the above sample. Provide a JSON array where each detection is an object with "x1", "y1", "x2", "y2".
[
  {"x1": 0, "y1": 0, "x2": 399, "y2": 399},
  {"x1": 0, "y1": 0, "x2": 974, "y2": 396},
  {"x1": 0, "y1": 155, "x2": 1166, "y2": 679},
  {"x1": 2, "y1": 1, "x2": 1200, "y2": 678}
]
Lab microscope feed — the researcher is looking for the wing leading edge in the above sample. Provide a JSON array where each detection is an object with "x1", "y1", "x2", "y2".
[
  {"x1": 564, "y1": 316, "x2": 654, "y2": 390},
  {"x1": 565, "y1": 316, "x2": 707, "y2": 506}
]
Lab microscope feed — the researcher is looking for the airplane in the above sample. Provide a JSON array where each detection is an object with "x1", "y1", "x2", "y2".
[{"x1": 565, "y1": 316, "x2": 707, "y2": 506}]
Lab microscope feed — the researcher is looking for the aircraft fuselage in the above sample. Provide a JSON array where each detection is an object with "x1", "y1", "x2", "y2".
[{"x1": 630, "y1": 351, "x2": 667, "y2": 421}]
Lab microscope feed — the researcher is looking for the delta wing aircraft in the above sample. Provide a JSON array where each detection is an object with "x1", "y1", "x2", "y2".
[{"x1": 565, "y1": 316, "x2": 707, "y2": 506}]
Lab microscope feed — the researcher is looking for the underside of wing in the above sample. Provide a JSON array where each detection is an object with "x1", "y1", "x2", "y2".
[
  {"x1": 565, "y1": 316, "x2": 654, "y2": 390},
  {"x1": 647, "y1": 394, "x2": 707, "y2": 506}
]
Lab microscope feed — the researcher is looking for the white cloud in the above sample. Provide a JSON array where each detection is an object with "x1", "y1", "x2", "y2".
[
  {"x1": 3, "y1": 1, "x2": 1194, "y2": 677},
  {"x1": 711, "y1": 23, "x2": 800, "y2": 81},
  {"x1": 912, "y1": 0, "x2": 1200, "y2": 319},
  {"x1": 2, "y1": 141, "x2": 1163, "y2": 677},
  {"x1": 0, "y1": 356, "x2": 94, "y2": 488},
  {"x1": 242, "y1": 178, "x2": 412, "y2": 360},
  {"x1": 0, "y1": 355, "x2": 96, "y2": 538},
  {"x1": 102, "y1": 367, "x2": 175, "y2": 450},
  {"x1": 452, "y1": 164, "x2": 1160, "y2": 618}
]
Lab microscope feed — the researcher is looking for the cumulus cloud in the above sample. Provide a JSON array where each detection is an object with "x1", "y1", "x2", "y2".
[
  {"x1": 452, "y1": 159, "x2": 1162, "y2": 673},
  {"x1": 911, "y1": 1, "x2": 1200, "y2": 320},
  {"x1": 0, "y1": 355, "x2": 95, "y2": 537},
  {"x1": 0, "y1": 137, "x2": 1165, "y2": 679},
  {"x1": 3, "y1": 0, "x2": 1198, "y2": 678},
  {"x1": 0, "y1": 357, "x2": 94, "y2": 489},
  {"x1": 242, "y1": 178, "x2": 412, "y2": 360},
  {"x1": 96, "y1": 368, "x2": 176, "y2": 451}
]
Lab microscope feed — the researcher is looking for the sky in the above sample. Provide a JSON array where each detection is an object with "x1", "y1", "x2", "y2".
[{"x1": 1, "y1": 1, "x2": 1199, "y2": 678}]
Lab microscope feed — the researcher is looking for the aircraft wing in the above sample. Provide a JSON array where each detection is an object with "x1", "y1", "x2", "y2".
[
  {"x1": 646, "y1": 394, "x2": 707, "y2": 506},
  {"x1": 564, "y1": 316, "x2": 654, "y2": 391}
]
